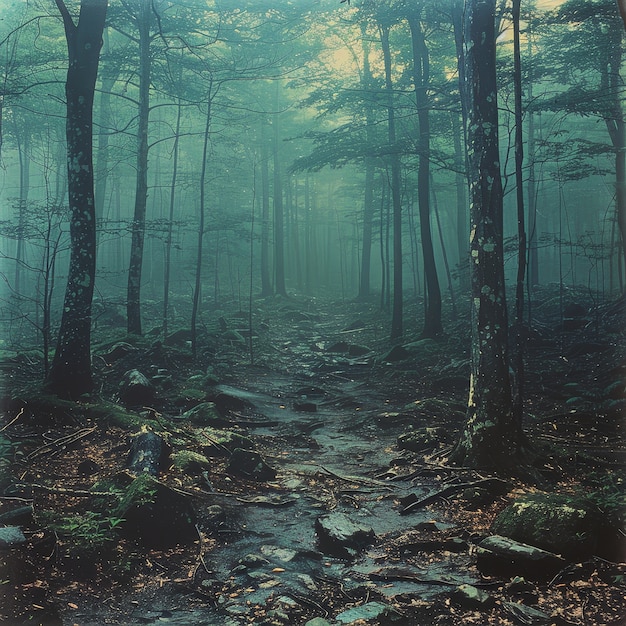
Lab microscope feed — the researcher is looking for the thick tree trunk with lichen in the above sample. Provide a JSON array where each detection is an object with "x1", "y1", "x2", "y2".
[
  {"x1": 450, "y1": 0, "x2": 526, "y2": 469},
  {"x1": 45, "y1": 0, "x2": 107, "y2": 399}
]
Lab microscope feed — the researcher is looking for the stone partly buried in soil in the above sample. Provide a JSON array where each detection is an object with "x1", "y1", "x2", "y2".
[
  {"x1": 491, "y1": 493, "x2": 607, "y2": 561},
  {"x1": 335, "y1": 601, "x2": 403, "y2": 624},
  {"x1": 315, "y1": 511, "x2": 376, "y2": 558},
  {"x1": 115, "y1": 473, "x2": 196, "y2": 547},
  {"x1": 477, "y1": 535, "x2": 566, "y2": 579},
  {"x1": 226, "y1": 448, "x2": 276, "y2": 481}
]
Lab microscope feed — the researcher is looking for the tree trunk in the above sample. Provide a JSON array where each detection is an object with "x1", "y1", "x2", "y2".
[
  {"x1": 192, "y1": 92, "x2": 212, "y2": 358},
  {"x1": 408, "y1": 13, "x2": 442, "y2": 338},
  {"x1": 46, "y1": 0, "x2": 107, "y2": 399},
  {"x1": 259, "y1": 124, "x2": 273, "y2": 296},
  {"x1": 358, "y1": 22, "x2": 376, "y2": 300},
  {"x1": 602, "y1": 19, "x2": 626, "y2": 286},
  {"x1": 273, "y1": 84, "x2": 287, "y2": 297},
  {"x1": 94, "y1": 29, "x2": 117, "y2": 227},
  {"x1": 127, "y1": 0, "x2": 151, "y2": 335},
  {"x1": 379, "y1": 23, "x2": 403, "y2": 340},
  {"x1": 450, "y1": 0, "x2": 527, "y2": 470},
  {"x1": 512, "y1": 0, "x2": 527, "y2": 426},
  {"x1": 163, "y1": 92, "x2": 182, "y2": 339}
]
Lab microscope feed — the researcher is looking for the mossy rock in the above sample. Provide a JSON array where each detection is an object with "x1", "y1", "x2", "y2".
[
  {"x1": 182, "y1": 401, "x2": 227, "y2": 427},
  {"x1": 198, "y1": 427, "x2": 254, "y2": 456},
  {"x1": 171, "y1": 450, "x2": 211, "y2": 474},
  {"x1": 492, "y1": 493, "x2": 602, "y2": 561},
  {"x1": 115, "y1": 473, "x2": 196, "y2": 547},
  {"x1": 398, "y1": 426, "x2": 449, "y2": 452}
]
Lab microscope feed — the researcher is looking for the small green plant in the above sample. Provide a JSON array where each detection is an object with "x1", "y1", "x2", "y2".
[
  {"x1": 582, "y1": 471, "x2": 625, "y2": 529},
  {"x1": 40, "y1": 510, "x2": 125, "y2": 553}
]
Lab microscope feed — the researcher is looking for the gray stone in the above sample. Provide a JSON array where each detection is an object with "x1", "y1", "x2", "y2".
[
  {"x1": 0, "y1": 526, "x2": 26, "y2": 548},
  {"x1": 119, "y1": 369, "x2": 156, "y2": 407},
  {"x1": 335, "y1": 601, "x2": 401, "y2": 624},
  {"x1": 182, "y1": 402, "x2": 226, "y2": 426},
  {"x1": 315, "y1": 512, "x2": 376, "y2": 558},
  {"x1": 477, "y1": 535, "x2": 565, "y2": 579},
  {"x1": 305, "y1": 618, "x2": 332, "y2": 626},
  {"x1": 452, "y1": 584, "x2": 495, "y2": 609}
]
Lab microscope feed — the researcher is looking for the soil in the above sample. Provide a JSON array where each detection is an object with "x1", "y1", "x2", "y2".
[{"x1": 1, "y1": 289, "x2": 625, "y2": 625}]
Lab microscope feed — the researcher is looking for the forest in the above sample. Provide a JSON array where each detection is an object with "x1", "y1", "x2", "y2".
[{"x1": 0, "y1": 0, "x2": 625, "y2": 624}]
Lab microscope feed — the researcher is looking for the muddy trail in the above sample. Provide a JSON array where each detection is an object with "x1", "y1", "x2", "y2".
[{"x1": 1, "y1": 293, "x2": 625, "y2": 625}]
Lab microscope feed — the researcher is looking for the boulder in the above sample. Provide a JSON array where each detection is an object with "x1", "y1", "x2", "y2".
[
  {"x1": 171, "y1": 450, "x2": 211, "y2": 475},
  {"x1": 182, "y1": 402, "x2": 227, "y2": 427},
  {"x1": 492, "y1": 493, "x2": 602, "y2": 560},
  {"x1": 116, "y1": 473, "x2": 196, "y2": 547},
  {"x1": 199, "y1": 427, "x2": 254, "y2": 456},
  {"x1": 226, "y1": 448, "x2": 276, "y2": 481},
  {"x1": 315, "y1": 512, "x2": 376, "y2": 558},
  {"x1": 477, "y1": 535, "x2": 566, "y2": 579},
  {"x1": 119, "y1": 369, "x2": 156, "y2": 407}
]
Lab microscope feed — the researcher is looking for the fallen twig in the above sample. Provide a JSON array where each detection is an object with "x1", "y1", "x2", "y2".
[
  {"x1": 26, "y1": 427, "x2": 97, "y2": 460},
  {"x1": 400, "y1": 477, "x2": 508, "y2": 515}
]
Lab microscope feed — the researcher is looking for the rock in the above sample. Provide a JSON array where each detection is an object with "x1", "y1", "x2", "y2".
[
  {"x1": 119, "y1": 369, "x2": 156, "y2": 407},
  {"x1": 77, "y1": 459, "x2": 100, "y2": 476},
  {"x1": 0, "y1": 526, "x2": 26, "y2": 548},
  {"x1": 226, "y1": 448, "x2": 276, "y2": 481},
  {"x1": 0, "y1": 506, "x2": 33, "y2": 526},
  {"x1": 452, "y1": 584, "x2": 495, "y2": 609},
  {"x1": 477, "y1": 535, "x2": 566, "y2": 579},
  {"x1": 458, "y1": 486, "x2": 493, "y2": 510},
  {"x1": 100, "y1": 342, "x2": 136, "y2": 365},
  {"x1": 239, "y1": 553, "x2": 269, "y2": 569},
  {"x1": 222, "y1": 330, "x2": 246, "y2": 344},
  {"x1": 116, "y1": 473, "x2": 196, "y2": 547},
  {"x1": 182, "y1": 402, "x2": 227, "y2": 427},
  {"x1": 171, "y1": 450, "x2": 211, "y2": 475},
  {"x1": 326, "y1": 340, "x2": 350, "y2": 353},
  {"x1": 348, "y1": 344, "x2": 371, "y2": 357},
  {"x1": 397, "y1": 426, "x2": 449, "y2": 452},
  {"x1": 382, "y1": 345, "x2": 410, "y2": 362},
  {"x1": 127, "y1": 427, "x2": 167, "y2": 476},
  {"x1": 315, "y1": 512, "x2": 376, "y2": 558},
  {"x1": 305, "y1": 619, "x2": 332, "y2": 626},
  {"x1": 502, "y1": 600, "x2": 551, "y2": 625},
  {"x1": 335, "y1": 601, "x2": 402, "y2": 624},
  {"x1": 199, "y1": 427, "x2": 254, "y2": 456},
  {"x1": 164, "y1": 328, "x2": 192, "y2": 346},
  {"x1": 491, "y1": 493, "x2": 601, "y2": 560}
]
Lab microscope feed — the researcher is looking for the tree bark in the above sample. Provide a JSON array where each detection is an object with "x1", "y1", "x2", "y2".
[
  {"x1": 379, "y1": 23, "x2": 403, "y2": 340},
  {"x1": 408, "y1": 12, "x2": 442, "y2": 338},
  {"x1": 46, "y1": 0, "x2": 107, "y2": 399},
  {"x1": 127, "y1": 0, "x2": 151, "y2": 335},
  {"x1": 450, "y1": 0, "x2": 527, "y2": 469},
  {"x1": 273, "y1": 83, "x2": 287, "y2": 297}
]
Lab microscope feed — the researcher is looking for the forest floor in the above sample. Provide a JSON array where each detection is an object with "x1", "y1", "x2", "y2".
[{"x1": 0, "y1": 288, "x2": 625, "y2": 625}]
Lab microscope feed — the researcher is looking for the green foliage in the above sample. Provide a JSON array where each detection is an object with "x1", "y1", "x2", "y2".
[
  {"x1": 582, "y1": 472, "x2": 626, "y2": 529},
  {"x1": 40, "y1": 510, "x2": 124, "y2": 553}
]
